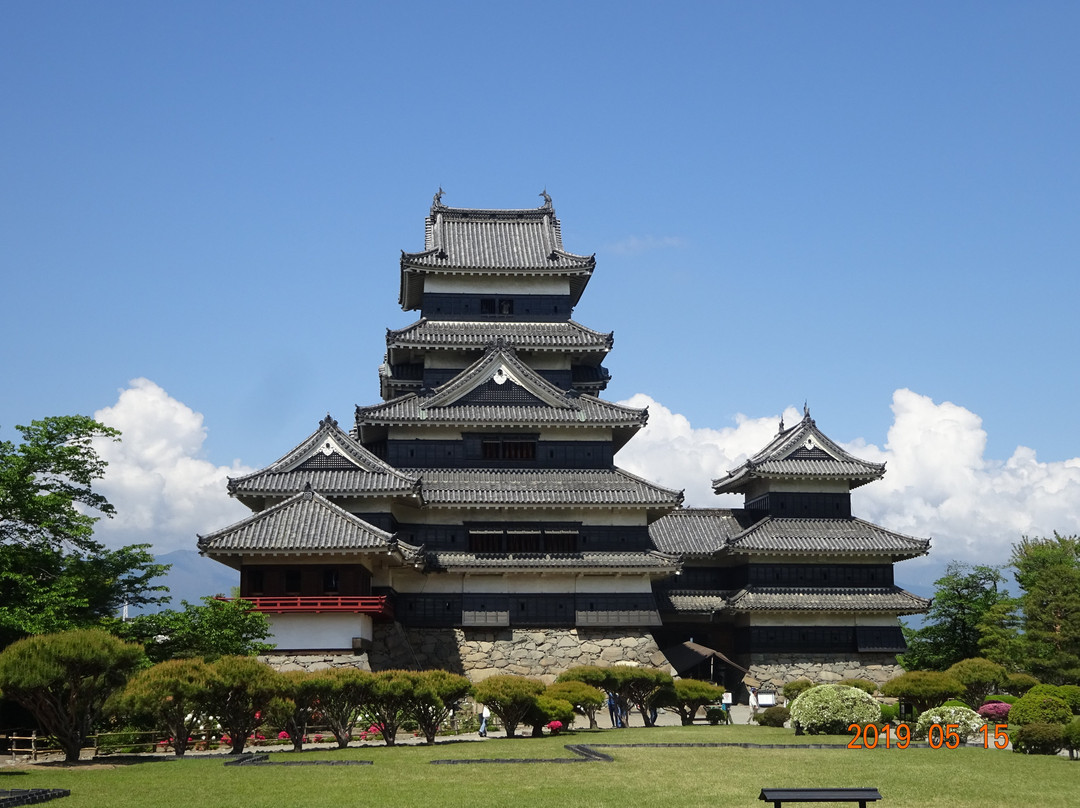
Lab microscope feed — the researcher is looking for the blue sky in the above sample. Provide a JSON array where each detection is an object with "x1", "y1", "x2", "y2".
[{"x1": 3, "y1": 2, "x2": 1079, "y2": 597}]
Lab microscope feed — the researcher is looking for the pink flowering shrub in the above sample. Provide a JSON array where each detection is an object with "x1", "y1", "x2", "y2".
[
  {"x1": 278, "y1": 731, "x2": 290, "y2": 740},
  {"x1": 978, "y1": 701, "x2": 1012, "y2": 722},
  {"x1": 546, "y1": 720, "x2": 564, "y2": 735}
]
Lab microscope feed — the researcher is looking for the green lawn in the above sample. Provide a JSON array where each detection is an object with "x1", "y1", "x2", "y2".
[{"x1": 3, "y1": 724, "x2": 1073, "y2": 808}]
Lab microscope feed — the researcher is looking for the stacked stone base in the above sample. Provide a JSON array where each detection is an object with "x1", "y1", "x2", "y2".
[
  {"x1": 259, "y1": 652, "x2": 371, "y2": 674},
  {"x1": 748, "y1": 652, "x2": 903, "y2": 691},
  {"x1": 365, "y1": 624, "x2": 667, "y2": 682}
]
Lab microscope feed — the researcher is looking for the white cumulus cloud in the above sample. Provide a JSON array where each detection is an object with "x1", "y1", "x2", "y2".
[
  {"x1": 91, "y1": 378, "x2": 252, "y2": 554},
  {"x1": 616, "y1": 390, "x2": 1080, "y2": 591}
]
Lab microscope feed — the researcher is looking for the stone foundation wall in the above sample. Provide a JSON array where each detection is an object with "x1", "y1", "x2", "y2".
[
  {"x1": 369, "y1": 624, "x2": 667, "y2": 682},
  {"x1": 259, "y1": 652, "x2": 371, "y2": 674},
  {"x1": 748, "y1": 653, "x2": 903, "y2": 691}
]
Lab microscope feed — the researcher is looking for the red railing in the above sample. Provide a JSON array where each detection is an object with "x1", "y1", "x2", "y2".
[{"x1": 218, "y1": 596, "x2": 394, "y2": 618}]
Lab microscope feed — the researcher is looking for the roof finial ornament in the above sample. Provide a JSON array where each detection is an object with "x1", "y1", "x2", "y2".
[
  {"x1": 433, "y1": 187, "x2": 445, "y2": 208},
  {"x1": 319, "y1": 412, "x2": 338, "y2": 429},
  {"x1": 803, "y1": 401, "x2": 811, "y2": 419},
  {"x1": 779, "y1": 416, "x2": 785, "y2": 432},
  {"x1": 539, "y1": 188, "x2": 552, "y2": 209}
]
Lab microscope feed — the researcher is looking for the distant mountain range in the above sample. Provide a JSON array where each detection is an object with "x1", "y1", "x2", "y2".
[{"x1": 141, "y1": 549, "x2": 239, "y2": 612}]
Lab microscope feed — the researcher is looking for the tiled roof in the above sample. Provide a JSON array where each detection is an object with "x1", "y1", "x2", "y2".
[
  {"x1": 425, "y1": 550, "x2": 679, "y2": 573},
  {"x1": 399, "y1": 196, "x2": 595, "y2": 309},
  {"x1": 648, "y1": 509, "x2": 749, "y2": 556},
  {"x1": 198, "y1": 488, "x2": 420, "y2": 559},
  {"x1": 728, "y1": 517, "x2": 930, "y2": 559},
  {"x1": 402, "y1": 468, "x2": 684, "y2": 509},
  {"x1": 714, "y1": 411, "x2": 885, "y2": 494},
  {"x1": 727, "y1": 585, "x2": 930, "y2": 614},
  {"x1": 407, "y1": 203, "x2": 595, "y2": 271},
  {"x1": 386, "y1": 319, "x2": 613, "y2": 353},
  {"x1": 227, "y1": 415, "x2": 421, "y2": 501},
  {"x1": 655, "y1": 589, "x2": 731, "y2": 612},
  {"x1": 357, "y1": 344, "x2": 646, "y2": 429}
]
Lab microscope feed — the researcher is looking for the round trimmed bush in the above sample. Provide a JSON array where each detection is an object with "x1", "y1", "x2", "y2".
[
  {"x1": 837, "y1": 678, "x2": 877, "y2": 695},
  {"x1": 754, "y1": 706, "x2": 790, "y2": 728},
  {"x1": 1005, "y1": 673, "x2": 1039, "y2": 696},
  {"x1": 985, "y1": 693, "x2": 1017, "y2": 705},
  {"x1": 879, "y1": 704, "x2": 900, "y2": 723},
  {"x1": 1012, "y1": 722, "x2": 1064, "y2": 755},
  {"x1": 915, "y1": 705, "x2": 985, "y2": 743},
  {"x1": 1062, "y1": 718, "x2": 1080, "y2": 760},
  {"x1": 1010, "y1": 692, "x2": 1072, "y2": 726},
  {"x1": 977, "y1": 701, "x2": 1011, "y2": 723},
  {"x1": 1055, "y1": 684, "x2": 1080, "y2": 713},
  {"x1": 942, "y1": 699, "x2": 972, "y2": 709},
  {"x1": 783, "y1": 678, "x2": 815, "y2": 703},
  {"x1": 788, "y1": 684, "x2": 880, "y2": 735}
]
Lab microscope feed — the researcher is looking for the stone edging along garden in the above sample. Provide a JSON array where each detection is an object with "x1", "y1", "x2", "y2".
[{"x1": 0, "y1": 788, "x2": 71, "y2": 807}]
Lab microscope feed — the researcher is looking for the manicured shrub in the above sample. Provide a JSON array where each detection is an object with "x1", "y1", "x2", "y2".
[
  {"x1": 985, "y1": 693, "x2": 1017, "y2": 705},
  {"x1": 474, "y1": 675, "x2": 545, "y2": 738},
  {"x1": 1010, "y1": 692, "x2": 1072, "y2": 726},
  {"x1": 945, "y1": 658, "x2": 1007, "y2": 708},
  {"x1": 545, "y1": 680, "x2": 605, "y2": 730},
  {"x1": 1055, "y1": 684, "x2": 1080, "y2": 713},
  {"x1": 406, "y1": 669, "x2": 473, "y2": 745},
  {"x1": 1012, "y1": 722, "x2": 1064, "y2": 755},
  {"x1": 705, "y1": 705, "x2": 728, "y2": 725},
  {"x1": 942, "y1": 699, "x2": 972, "y2": 709},
  {"x1": 837, "y1": 678, "x2": 877, "y2": 695},
  {"x1": 788, "y1": 684, "x2": 880, "y2": 735},
  {"x1": 977, "y1": 701, "x2": 1011, "y2": 723},
  {"x1": 1062, "y1": 718, "x2": 1080, "y2": 760},
  {"x1": 882, "y1": 671, "x2": 964, "y2": 714},
  {"x1": 1005, "y1": 673, "x2": 1039, "y2": 696},
  {"x1": 755, "y1": 705, "x2": 790, "y2": 728},
  {"x1": 879, "y1": 704, "x2": 900, "y2": 723},
  {"x1": 782, "y1": 678, "x2": 815, "y2": 702},
  {"x1": 915, "y1": 705, "x2": 985, "y2": 743},
  {"x1": 526, "y1": 695, "x2": 575, "y2": 736},
  {"x1": 663, "y1": 679, "x2": 726, "y2": 725}
]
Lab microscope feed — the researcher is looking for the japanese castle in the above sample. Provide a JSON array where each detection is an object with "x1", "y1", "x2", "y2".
[{"x1": 198, "y1": 192, "x2": 929, "y2": 689}]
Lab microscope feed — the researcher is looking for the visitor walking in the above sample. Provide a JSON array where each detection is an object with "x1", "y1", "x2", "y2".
[
  {"x1": 747, "y1": 687, "x2": 759, "y2": 724},
  {"x1": 479, "y1": 704, "x2": 490, "y2": 737}
]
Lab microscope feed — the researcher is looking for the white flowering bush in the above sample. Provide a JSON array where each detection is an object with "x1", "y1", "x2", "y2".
[
  {"x1": 915, "y1": 705, "x2": 985, "y2": 742},
  {"x1": 788, "y1": 684, "x2": 881, "y2": 735}
]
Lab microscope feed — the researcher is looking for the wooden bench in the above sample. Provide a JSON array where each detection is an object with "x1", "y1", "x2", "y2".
[{"x1": 759, "y1": 788, "x2": 883, "y2": 807}]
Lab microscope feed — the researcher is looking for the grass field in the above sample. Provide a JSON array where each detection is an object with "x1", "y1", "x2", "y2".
[{"x1": 3, "y1": 724, "x2": 1074, "y2": 808}]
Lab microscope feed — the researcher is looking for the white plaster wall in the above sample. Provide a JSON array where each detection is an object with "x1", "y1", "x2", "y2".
[{"x1": 268, "y1": 613, "x2": 373, "y2": 650}]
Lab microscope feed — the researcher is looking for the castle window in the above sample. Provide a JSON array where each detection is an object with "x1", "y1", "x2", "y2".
[
  {"x1": 481, "y1": 436, "x2": 536, "y2": 461},
  {"x1": 284, "y1": 569, "x2": 302, "y2": 595},
  {"x1": 323, "y1": 568, "x2": 340, "y2": 594}
]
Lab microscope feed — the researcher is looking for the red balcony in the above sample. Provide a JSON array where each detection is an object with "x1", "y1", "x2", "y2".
[{"x1": 218, "y1": 596, "x2": 394, "y2": 619}]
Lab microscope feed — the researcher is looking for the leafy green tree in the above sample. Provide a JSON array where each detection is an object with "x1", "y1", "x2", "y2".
[
  {"x1": 265, "y1": 670, "x2": 322, "y2": 751},
  {"x1": 363, "y1": 670, "x2": 417, "y2": 747},
  {"x1": 0, "y1": 416, "x2": 168, "y2": 646},
  {"x1": 308, "y1": 667, "x2": 372, "y2": 748},
  {"x1": 473, "y1": 675, "x2": 545, "y2": 738},
  {"x1": 881, "y1": 670, "x2": 964, "y2": 714},
  {"x1": 0, "y1": 416, "x2": 119, "y2": 550},
  {"x1": 900, "y1": 562, "x2": 1010, "y2": 670},
  {"x1": 546, "y1": 680, "x2": 605, "y2": 729},
  {"x1": 204, "y1": 656, "x2": 279, "y2": 754},
  {"x1": 526, "y1": 695, "x2": 575, "y2": 736},
  {"x1": 944, "y1": 658, "x2": 1007, "y2": 707},
  {"x1": 106, "y1": 596, "x2": 274, "y2": 662},
  {"x1": 116, "y1": 658, "x2": 213, "y2": 756},
  {"x1": 406, "y1": 669, "x2": 473, "y2": 745},
  {"x1": 0, "y1": 629, "x2": 146, "y2": 762},
  {"x1": 662, "y1": 679, "x2": 726, "y2": 725},
  {"x1": 606, "y1": 667, "x2": 674, "y2": 727},
  {"x1": 1010, "y1": 534, "x2": 1080, "y2": 684},
  {"x1": 977, "y1": 598, "x2": 1026, "y2": 670}
]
